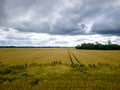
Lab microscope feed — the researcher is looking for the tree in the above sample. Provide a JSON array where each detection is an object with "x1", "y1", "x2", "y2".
[{"x1": 75, "y1": 41, "x2": 120, "y2": 50}]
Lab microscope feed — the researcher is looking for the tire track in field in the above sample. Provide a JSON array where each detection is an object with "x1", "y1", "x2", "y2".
[
  {"x1": 68, "y1": 49, "x2": 81, "y2": 65},
  {"x1": 68, "y1": 49, "x2": 74, "y2": 65},
  {"x1": 71, "y1": 52, "x2": 81, "y2": 65},
  {"x1": 68, "y1": 51, "x2": 74, "y2": 65}
]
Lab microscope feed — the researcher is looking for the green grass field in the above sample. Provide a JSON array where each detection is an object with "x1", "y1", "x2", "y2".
[{"x1": 0, "y1": 48, "x2": 120, "y2": 90}]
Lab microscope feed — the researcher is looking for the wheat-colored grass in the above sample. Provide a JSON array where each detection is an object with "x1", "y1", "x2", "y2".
[
  {"x1": 0, "y1": 48, "x2": 120, "y2": 90},
  {"x1": 0, "y1": 48, "x2": 70, "y2": 65},
  {"x1": 0, "y1": 48, "x2": 120, "y2": 65},
  {"x1": 71, "y1": 49, "x2": 120, "y2": 65}
]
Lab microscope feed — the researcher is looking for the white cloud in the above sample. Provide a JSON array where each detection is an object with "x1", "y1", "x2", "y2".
[{"x1": 0, "y1": 28, "x2": 120, "y2": 46}]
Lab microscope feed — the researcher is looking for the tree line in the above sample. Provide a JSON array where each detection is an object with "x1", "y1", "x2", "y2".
[{"x1": 75, "y1": 41, "x2": 120, "y2": 50}]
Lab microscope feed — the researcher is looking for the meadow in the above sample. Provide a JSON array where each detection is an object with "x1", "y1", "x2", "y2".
[{"x1": 0, "y1": 48, "x2": 120, "y2": 90}]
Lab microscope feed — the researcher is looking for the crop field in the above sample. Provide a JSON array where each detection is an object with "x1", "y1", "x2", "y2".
[
  {"x1": 0, "y1": 48, "x2": 120, "y2": 65},
  {"x1": 0, "y1": 48, "x2": 120, "y2": 90},
  {"x1": 0, "y1": 48, "x2": 70, "y2": 65}
]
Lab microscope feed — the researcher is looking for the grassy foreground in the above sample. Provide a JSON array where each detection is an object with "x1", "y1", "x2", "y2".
[
  {"x1": 0, "y1": 48, "x2": 120, "y2": 90},
  {"x1": 0, "y1": 61, "x2": 120, "y2": 90}
]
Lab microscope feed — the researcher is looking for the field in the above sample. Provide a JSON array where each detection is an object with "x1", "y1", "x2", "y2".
[
  {"x1": 0, "y1": 48, "x2": 120, "y2": 65},
  {"x1": 0, "y1": 48, "x2": 120, "y2": 90}
]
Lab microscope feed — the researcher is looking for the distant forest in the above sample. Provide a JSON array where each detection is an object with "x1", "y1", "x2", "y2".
[
  {"x1": 0, "y1": 46, "x2": 67, "y2": 48},
  {"x1": 76, "y1": 41, "x2": 120, "y2": 50}
]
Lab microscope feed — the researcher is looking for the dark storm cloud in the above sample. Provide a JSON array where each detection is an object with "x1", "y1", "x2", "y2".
[
  {"x1": 0, "y1": 0, "x2": 120, "y2": 35},
  {"x1": 0, "y1": 0, "x2": 7, "y2": 25},
  {"x1": 91, "y1": 8, "x2": 120, "y2": 35}
]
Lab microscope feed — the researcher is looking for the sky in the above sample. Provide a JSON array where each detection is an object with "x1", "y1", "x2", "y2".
[{"x1": 0, "y1": 0, "x2": 120, "y2": 46}]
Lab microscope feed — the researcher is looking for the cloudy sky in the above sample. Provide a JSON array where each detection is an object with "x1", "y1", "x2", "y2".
[{"x1": 0, "y1": 0, "x2": 120, "y2": 46}]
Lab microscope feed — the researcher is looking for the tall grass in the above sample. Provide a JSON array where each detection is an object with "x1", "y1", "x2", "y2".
[
  {"x1": 0, "y1": 48, "x2": 120, "y2": 89},
  {"x1": 0, "y1": 61, "x2": 120, "y2": 90}
]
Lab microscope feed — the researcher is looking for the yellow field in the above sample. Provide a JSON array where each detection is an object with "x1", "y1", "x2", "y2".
[
  {"x1": 72, "y1": 49, "x2": 120, "y2": 65},
  {"x1": 0, "y1": 48, "x2": 120, "y2": 90},
  {"x1": 0, "y1": 48, "x2": 120, "y2": 65}
]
